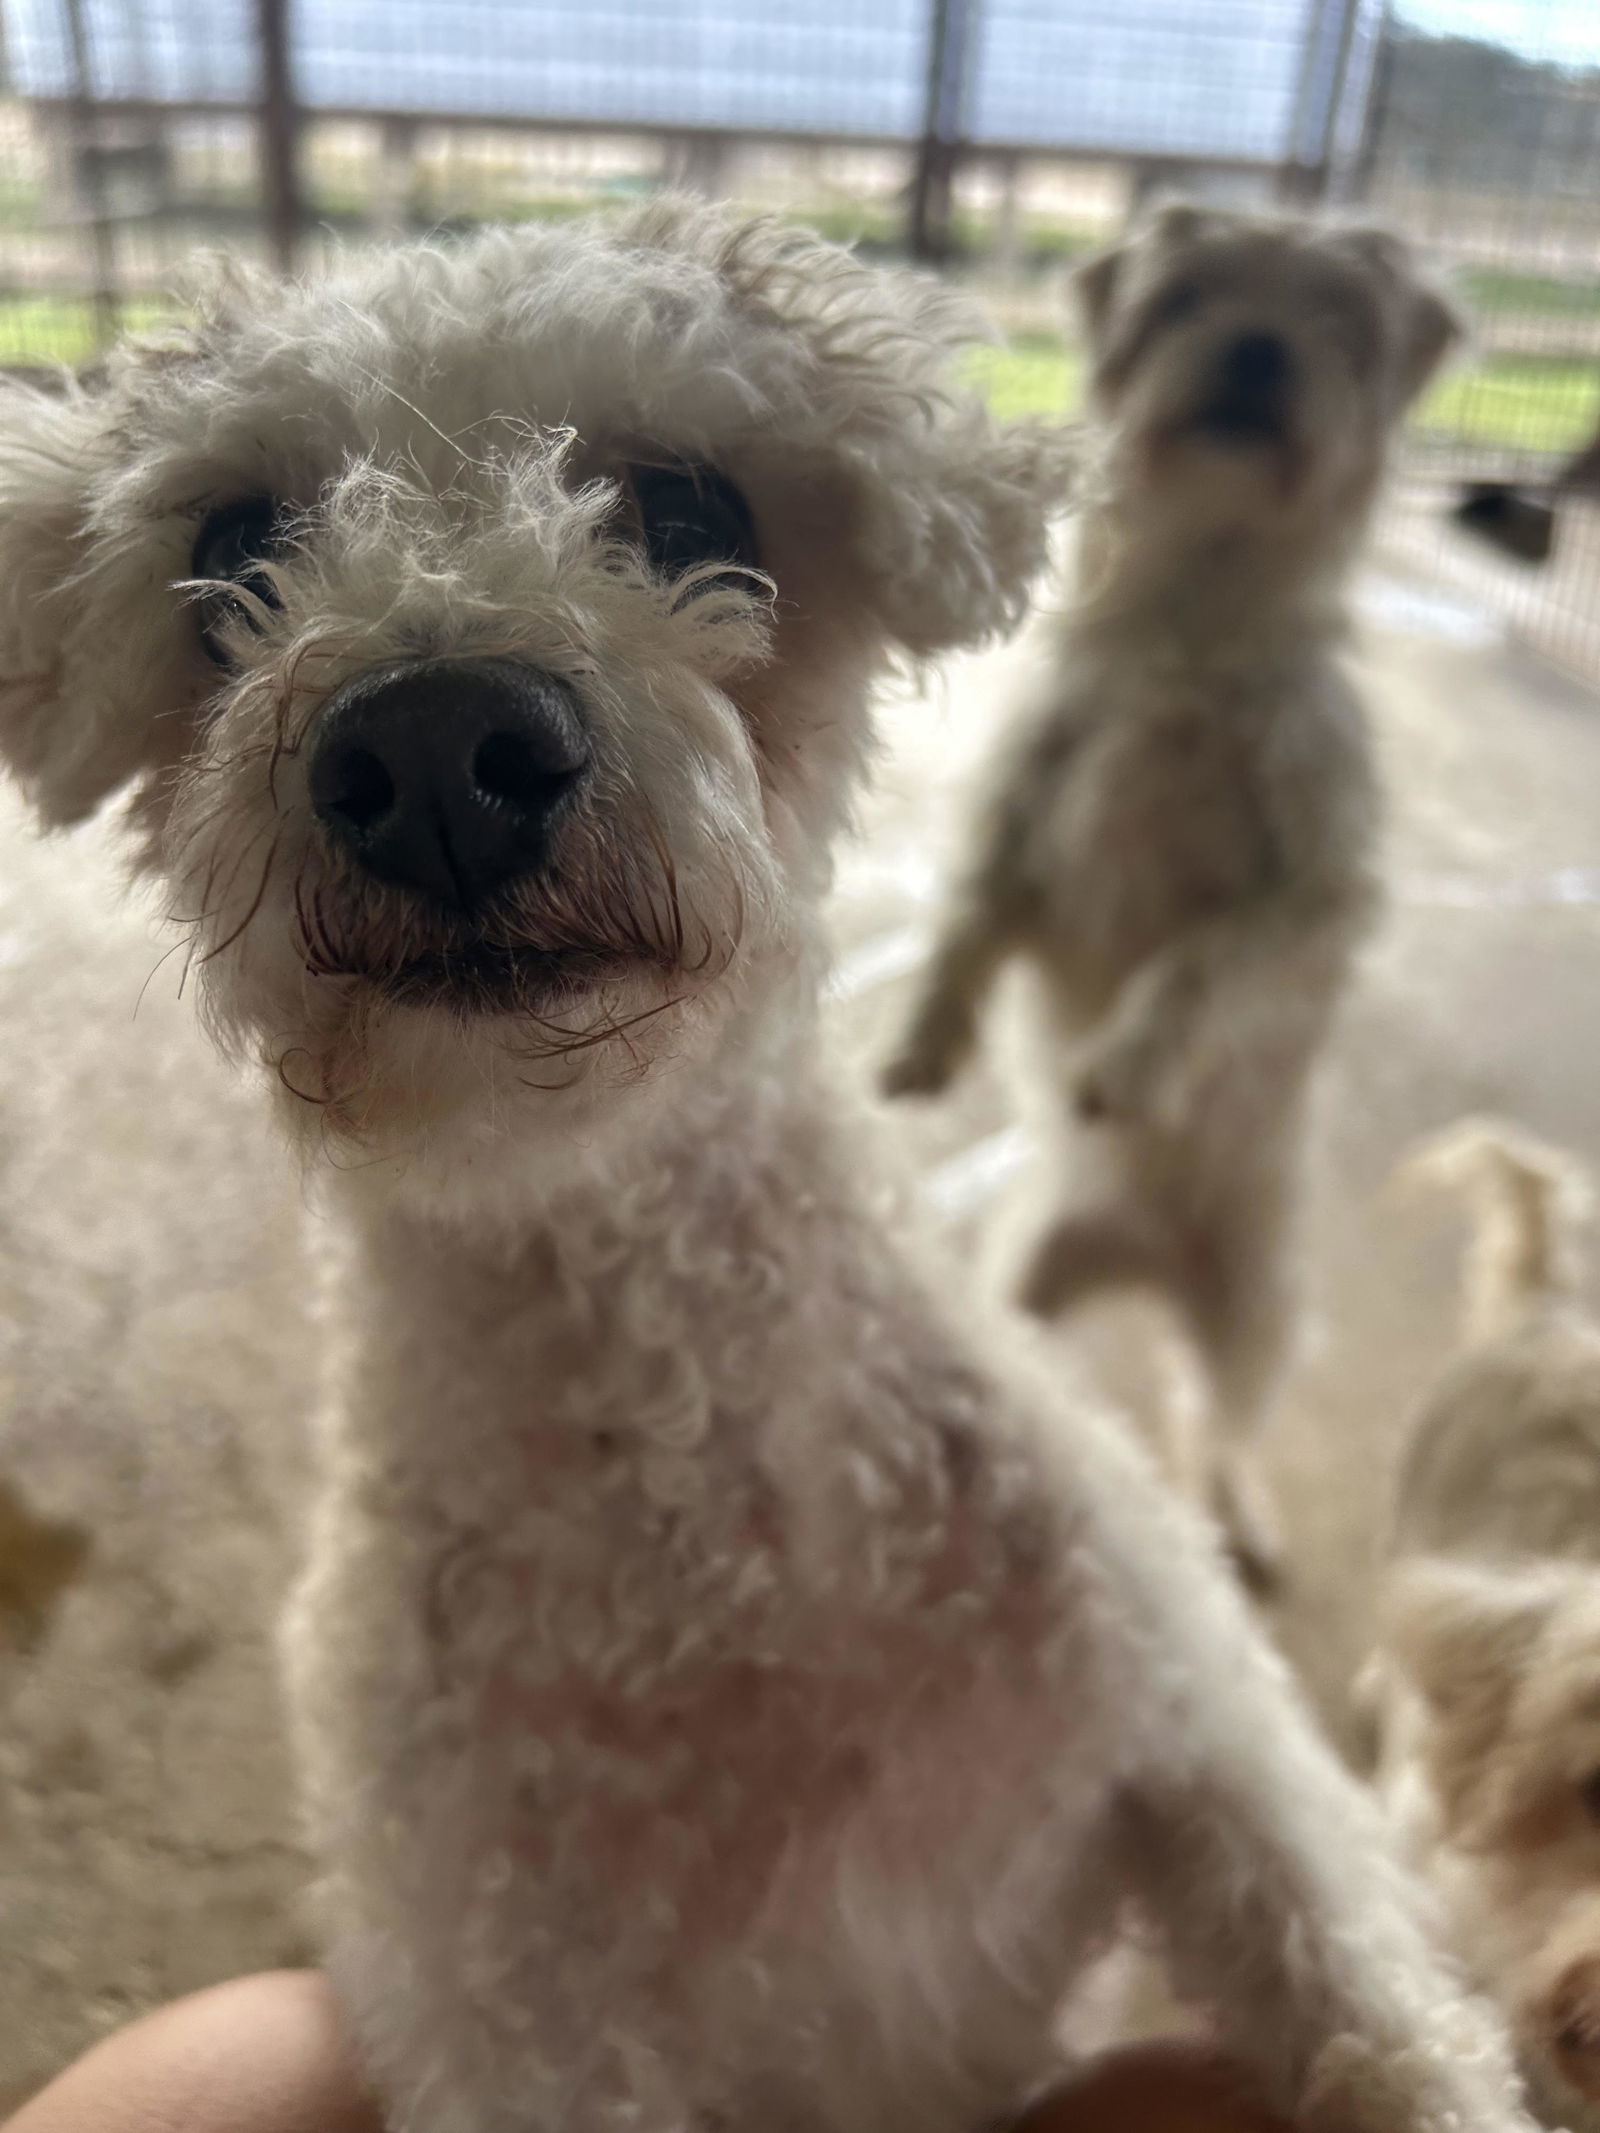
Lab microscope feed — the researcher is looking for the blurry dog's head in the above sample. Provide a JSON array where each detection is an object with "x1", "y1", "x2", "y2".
[
  {"x1": 1381, "y1": 1557, "x2": 1600, "y2": 2127},
  {"x1": 0, "y1": 201, "x2": 1060, "y2": 1197},
  {"x1": 1074, "y1": 203, "x2": 1458, "y2": 545}
]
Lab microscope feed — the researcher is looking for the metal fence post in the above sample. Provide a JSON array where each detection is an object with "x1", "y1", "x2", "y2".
[
  {"x1": 909, "y1": 0, "x2": 977, "y2": 263},
  {"x1": 257, "y1": 0, "x2": 303, "y2": 274},
  {"x1": 1283, "y1": 0, "x2": 1372, "y2": 201},
  {"x1": 62, "y1": 0, "x2": 120, "y2": 347}
]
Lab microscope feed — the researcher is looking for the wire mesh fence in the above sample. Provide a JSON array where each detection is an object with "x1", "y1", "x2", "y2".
[
  {"x1": 0, "y1": 0, "x2": 1595, "y2": 673},
  {"x1": 1360, "y1": 5, "x2": 1600, "y2": 680}
]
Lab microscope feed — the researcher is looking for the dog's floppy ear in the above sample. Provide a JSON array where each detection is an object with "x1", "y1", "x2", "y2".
[
  {"x1": 1396, "y1": 281, "x2": 1461, "y2": 403},
  {"x1": 0, "y1": 374, "x2": 189, "y2": 826},
  {"x1": 1330, "y1": 226, "x2": 1462, "y2": 404},
  {"x1": 1379, "y1": 1556, "x2": 1592, "y2": 1833},
  {"x1": 1381, "y1": 1556, "x2": 1562, "y2": 1719},
  {"x1": 851, "y1": 406, "x2": 1072, "y2": 657},
  {"x1": 1073, "y1": 200, "x2": 1212, "y2": 357},
  {"x1": 1073, "y1": 244, "x2": 1126, "y2": 352},
  {"x1": 1146, "y1": 199, "x2": 1209, "y2": 250},
  {"x1": 685, "y1": 206, "x2": 1069, "y2": 656}
]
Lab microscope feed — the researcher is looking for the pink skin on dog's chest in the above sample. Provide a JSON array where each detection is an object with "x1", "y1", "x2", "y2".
[{"x1": 410, "y1": 1445, "x2": 1063, "y2": 1966}]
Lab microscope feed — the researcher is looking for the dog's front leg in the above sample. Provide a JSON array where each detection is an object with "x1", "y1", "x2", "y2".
[
  {"x1": 1105, "y1": 1589, "x2": 1530, "y2": 2127},
  {"x1": 882, "y1": 910, "x2": 1013, "y2": 1097},
  {"x1": 881, "y1": 769, "x2": 1044, "y2": 1101},
  {"x1": 1037, "y1": 1406, "x2": 1533, "y2": 2133}
]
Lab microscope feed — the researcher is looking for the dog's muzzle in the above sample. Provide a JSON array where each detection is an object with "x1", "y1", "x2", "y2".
[{"x1": 308, "y1": 657, "x2": 590, "y2": 911}]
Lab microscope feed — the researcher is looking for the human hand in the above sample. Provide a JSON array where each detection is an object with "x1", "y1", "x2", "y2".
[
  {"x1": 6, "y1": 1986, "x2": 1293, "y2": 2133},
  {"x1": 3, "y1": 1971, "x2": 380, "y2": 2133}
]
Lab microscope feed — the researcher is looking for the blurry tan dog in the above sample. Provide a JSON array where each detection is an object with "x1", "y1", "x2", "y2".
[
  {"x1": 1366, "y1": 1118, "x2": 1600, "y2": 2128},
  {"x1": 883, "y1": 204, "x2": 1458, "y2": 1580}
]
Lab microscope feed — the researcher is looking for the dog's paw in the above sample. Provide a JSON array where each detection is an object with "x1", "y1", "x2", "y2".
[
  {"x1": 879, "y1": 1039, "x2": 956, "y2": 1101},
  {"x1": 1073, "y1": 1033, "x2": 1161, "y2": 1124}
]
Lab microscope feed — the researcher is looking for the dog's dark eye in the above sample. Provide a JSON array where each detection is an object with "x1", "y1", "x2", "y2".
[
  {"x1": 1150, "y1": 281, "x2": 1204, "y2": 331},
  {"x1": 629, "y1": 465, "x2": 757, "y2": 582},
  {"x1": 1580, "y1": 1769, "x2": 1600, "y2": 1825},
  {"x1": 191, "y1": 495, "x2": 292, "y2": 664}
]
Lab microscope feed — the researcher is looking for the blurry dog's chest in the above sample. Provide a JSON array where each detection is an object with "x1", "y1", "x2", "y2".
[{"x1": 1028, "y1": 699, "x2": 1274, "y2": 968}]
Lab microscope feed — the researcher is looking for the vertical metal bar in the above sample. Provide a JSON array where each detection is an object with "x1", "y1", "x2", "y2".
[
  {"x1": 1345, "y1": 7, "x2": 1395, "y2": 205},
  {"x1": 256, "y1": 0, "x2": 302, "y2": 274},
  {"x1": 1315, "y1": 0, "x2": 1371, "y2": 201},
  {"x1": 909, "y1": 0, "x2": 976, "y2": 264},
  {"x1": 1283, "y1": 0, "x2": 1360, "y2": 201},
  {"x1": 61, "y1": 0, "x2": 120, "y2": 348}
]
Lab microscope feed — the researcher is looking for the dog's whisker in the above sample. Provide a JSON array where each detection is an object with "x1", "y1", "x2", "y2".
[
  {"x1": 197, "y1": 826, "x2": 285, "y2": 964},
  {"x1": 132, "y1": 931, "x2": 194, "y2": 1021}
]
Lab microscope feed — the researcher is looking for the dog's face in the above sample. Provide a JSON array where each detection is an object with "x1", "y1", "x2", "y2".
[
  {"x1": 1074, "y1": 204, "x2": 1458, "y2": 538},
  {"x1": 0, "y1": 202, "x2": 1059, "y2": 1195},
  {"x1": 1383, "y1": 1559, "x2": 1600, "y2": 2125}
]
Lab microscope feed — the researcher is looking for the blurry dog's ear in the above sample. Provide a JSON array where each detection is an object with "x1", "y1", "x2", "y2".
[
  {"x1": 1397, "y1": 282, "x2": 1462, "y2": 403},
  {"x1": 1073, "y1": 244, "x2": 1126, "y2": 352},
  {"x1": 1382, "y1": 1557, "x2": 1561, "y2": 1713},
  {"x1": 0, "y1": 376, "x2": 190, "y2": 825},
  {"x1": 1378, "y1": 1558, "x2": 1563, "y2": 1824},
  {"x1": 1330, "y1": 226, "x2": 1462, "y2": 404},
  {"x1": 1146, "y1": 199, "x2": 1207, "y2": 249},
  {"x1": 1073, "y1": 199, "x2": 1213, "y2": 358}
]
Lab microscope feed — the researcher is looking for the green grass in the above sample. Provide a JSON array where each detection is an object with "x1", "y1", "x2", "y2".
[
  {"x1": 963, "y1": 333, "x2": 1083, "y2": 420},
  {"x1": 1418, "y1": 354, "x2": 1600, "y2": 453},
  {"x1": 0, "y1": 289, "x2": 1588, "y2": 463},
  {"x1": 1461, "y1": 267, "x2": 1600, "y2": 320},
  {"x1": 963, "y1": 333, "x2": 1600, "y2": 456},
  {"x1": 0, "y1": 293, "x2": 173, "y2": 366}
]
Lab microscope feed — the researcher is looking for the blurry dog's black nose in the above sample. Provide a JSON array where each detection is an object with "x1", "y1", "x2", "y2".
[
  {"x1": 1219, "y1": 331, "x2": 1290, "y2": 398},
  {"x1": 309, "y1": 658, "x2": 589, "y2": 910}
]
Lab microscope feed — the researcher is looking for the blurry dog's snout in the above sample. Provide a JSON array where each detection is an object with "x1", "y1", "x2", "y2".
[
  {"x1": 309, "y1": 657, "x2": 590, "y2": 911},
  {"x1": 1220, "y1": 332, "x2": 1291, "y2": 400}
]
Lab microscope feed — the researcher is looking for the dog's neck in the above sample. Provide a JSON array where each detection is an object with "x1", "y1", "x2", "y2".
[
  {"x1": 1073, "y1": 489, "x2": 1361, "y2": 660},
  {"x1": 316, "y1": 988, "x2": 861, "y2": 1465}
]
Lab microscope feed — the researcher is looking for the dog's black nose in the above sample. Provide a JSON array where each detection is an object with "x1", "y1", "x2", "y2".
[
  {"x1": 308, "y1": 658, "x2": 589, "y2": 910},
  {"x1": 1219, "y1": 331, "x2": 1290, "y2": 398}
]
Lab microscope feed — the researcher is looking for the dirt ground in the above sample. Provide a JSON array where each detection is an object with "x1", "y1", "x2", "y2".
[{"x1": 2, "y1": 539, "x2": 1599, "y2": 2103}]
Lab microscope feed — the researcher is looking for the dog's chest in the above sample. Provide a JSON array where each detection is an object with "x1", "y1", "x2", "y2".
[
  {"x1": 321, "y1": 1404, "x2": 1059, "y2": 1979},
  {"x1": 1030, "y1": 695, "x2": 1275, "y2": 974}
]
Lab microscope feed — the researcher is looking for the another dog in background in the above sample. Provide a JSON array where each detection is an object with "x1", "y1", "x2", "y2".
[
  {"x1": 883, "y1": 204, "x2": 1459, "y2": 1582},
  {"x1": 1366, "y1": 1118, "x2": 1600, "y2": 2127},
  {"x1": 0, "y1": 202, "x2": 1534, "y2": 2133}
]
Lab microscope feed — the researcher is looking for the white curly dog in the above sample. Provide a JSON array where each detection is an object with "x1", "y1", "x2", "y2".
[{"x1": 0, "y1": 202, "x2": 1533, "y2": 2133}]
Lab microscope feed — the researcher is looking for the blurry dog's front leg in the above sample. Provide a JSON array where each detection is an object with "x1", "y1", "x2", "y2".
[{"x1": 882, "y1": 902, "x2": 1016, "y2": 1099}]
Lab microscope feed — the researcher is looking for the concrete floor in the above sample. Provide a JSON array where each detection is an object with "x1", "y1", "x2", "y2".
[{"x1": 2, "y1": 548, "x2": 1599, "y2": 2102}]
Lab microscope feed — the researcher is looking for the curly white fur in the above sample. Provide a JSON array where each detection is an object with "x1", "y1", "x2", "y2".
[{"x1": 0, "y1": 200, "x2": 1534, "y2": 2133}]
